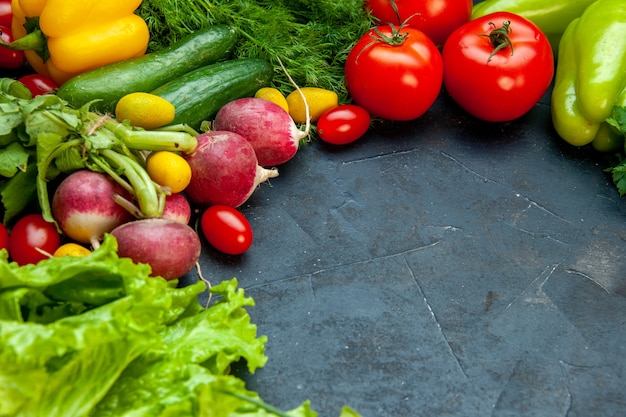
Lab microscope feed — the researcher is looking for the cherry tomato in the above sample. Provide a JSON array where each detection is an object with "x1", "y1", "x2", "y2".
[
  {"x1": 0, "y1": 223, "x2": 9, "y2": 253},
  {"x1": 201, "y1": 205, "x2": 253, "y2": 255},
  {"x1": 0, "y1": 0, "x2": 11, "y2": 28},
  {"x1": 8, "y1": 214, "x2": 61, "y2": 265},
  {"x1": 345, "y1": 25, "x2": 443, "y2": 121},
  {"x1": 18, "y1": 74, "x2": 59, "y2": 96},
  {"x1": 442, "y1": 12, "x2": 554, "y2": 122},
  {"x1": 365, "y1": 0, "x2": 473, "y2": 46},
  {"x1": 0, "y1": 25, "x2": 25, "y2": 69},
  {"x1": 317, "y1": 104, "x2": 371, "y2": 145}
]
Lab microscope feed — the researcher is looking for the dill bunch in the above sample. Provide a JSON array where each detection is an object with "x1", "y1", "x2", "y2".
[{"x1": 136, "y1": 0, "x2": 374, "y2": 103}]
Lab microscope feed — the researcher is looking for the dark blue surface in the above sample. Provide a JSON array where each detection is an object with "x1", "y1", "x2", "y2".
[{"x1": 187, "y1": 87, "x2": 626, "y2": 416}]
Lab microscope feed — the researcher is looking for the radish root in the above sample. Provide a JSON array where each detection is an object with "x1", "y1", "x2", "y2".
[
  {"x1": 255, "y1": 166, "x2": 279, "y2": 186},
  {"x1": 276, "y1": 57, "x2": 311, "y2": 140},
  {"x1": 195, "y1": 261, "x2": 213, "y2": 308}
]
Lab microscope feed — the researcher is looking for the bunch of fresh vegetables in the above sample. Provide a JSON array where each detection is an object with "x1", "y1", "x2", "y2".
[
  {"x1": 0, "y1": 78, "x2": 289, "y2": 275},
  {"x1": 0, "y1": 78, "x2": 196, "y2": 221},
  {"x1": 55, "y1": 25, "x2": 240, "y2": 116},
  {"x1": 344, "y1": 0, "x2": 553, "y2": 123}
]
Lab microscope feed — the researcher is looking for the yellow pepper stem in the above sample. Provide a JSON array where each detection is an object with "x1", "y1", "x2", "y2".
[{"x1": 0, "y1": 24, "x2": 49, "y2": 61}]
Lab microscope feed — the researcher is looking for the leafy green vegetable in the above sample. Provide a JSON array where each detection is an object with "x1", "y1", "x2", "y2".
[
  {"x1": 0, "y1": 85, "x2": 199, "y2": 224},
  {"x1": 136, "y1": 0, "x2": 373, "y2": 102},
  {"x1": 606, "y1": 106, "x2": 626, "y2": 195},
  {"x1": 0, "y1": 235, "x2": 361, "y2": 416}
]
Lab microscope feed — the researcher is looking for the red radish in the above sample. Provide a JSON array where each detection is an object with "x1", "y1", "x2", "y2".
[
  {"x1": 111, "y1": 218, "x2": 201, "y2": 280},
  {"x1": 162, "y1": 193, "x2": 191, "y2": 224},
  {"x1": 183, "y1": 131, "x2": 278, "y2": 207},
  {"x1": 213, "y1": 97, "x2": 309, "y2": 166},
  {"x1": 52, "y1": 170, "x2": 133, "y2": 247}
]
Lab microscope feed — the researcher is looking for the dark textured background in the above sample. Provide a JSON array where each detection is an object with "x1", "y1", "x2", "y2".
[{"x1": 188, "y1": 82, "x2": 626, "y2": 416}]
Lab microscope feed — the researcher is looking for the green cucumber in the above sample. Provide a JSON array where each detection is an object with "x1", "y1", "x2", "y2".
[
  {"x1": 56, "y1": 25, "x2": 237, "y2": 114},
  {"x1": 151, "y1": 59, "x2": 274, "y2": 130}
]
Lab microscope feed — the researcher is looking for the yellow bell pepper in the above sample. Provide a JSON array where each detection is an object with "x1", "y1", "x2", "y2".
[{"x1": 9, "y1": 0, "x2": 149, "y2": 85}]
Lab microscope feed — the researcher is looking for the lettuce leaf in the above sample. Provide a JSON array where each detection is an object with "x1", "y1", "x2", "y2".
[
  {"x1": 0, "y1": 234, "x2": 360, "y2": 417},
  {"x1": 0, "y1": 235, "x2": 269, "y2": 416},
  {"x1": 0, "y1": 297, "x2": 161, "y2": 417}
]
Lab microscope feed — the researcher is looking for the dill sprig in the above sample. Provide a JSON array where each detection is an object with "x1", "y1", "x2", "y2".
[{"x1": 136, "y1": 0, "x2": 373, "y2": 103}]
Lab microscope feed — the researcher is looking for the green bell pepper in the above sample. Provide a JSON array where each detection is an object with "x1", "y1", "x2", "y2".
[
  {"x1": 471, "y1": 0, "x2": 596, "y2": 51},
  {"x1": 551, "y1": 0, "x2": 626, "y2": 149}
]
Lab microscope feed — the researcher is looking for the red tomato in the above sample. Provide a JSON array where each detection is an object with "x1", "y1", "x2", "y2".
[
  {"x1": 201, "y1": 205, "x2": 253, "y2": 255},
  {"x1": 0, "y1": 0, "x2": 11, "y2": 28},
  {"x1": 8, "y1": 214, "x2": 61, "y2": 265},
  {"x1": 345, "y1": 25, "x2": 443, "y2": 121},
  {"x1": 0, "y1": 223, "x2": 9, "y2": 252},
  {"x1": 365, "y1": 0, "x2": 473, "y2": 46},
  {"x1": 0, "y1": 25, "x2": 25, "y2": 69},
  {"x1": 18, "y1": 74, "x2": 59, "y2": 96},
  {"x1": 317, "y1": 104, "x2": 371, "y2": 145},
  {"x1": 442, "y1": 12, "x2": 554, "y2": 122}
]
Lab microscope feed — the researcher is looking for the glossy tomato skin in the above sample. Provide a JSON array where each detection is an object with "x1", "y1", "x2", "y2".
[
  {"x1": 317, "y1": 104, "x2": 371, "y2": 145},
  {"x1": 442, "y1": 12, "x2": 554, "y2": 122},
  {"x1": 345, "y1": 25, "x2": 443, "y2": 121},
  {"x1": 0, "y1": 0, "x2": 11, "y2": 28},
  {"x1": 365, "y1": 0, "x2": 473, "y2": 46},
  {"x1": 0, "y1": 223, "x2": 9, "y2": 252},
  {"x1": 0, "y1": 25, "x2": 25, "y2": 69},
  {"x1": 18, "y1": 74, "x2": 59, "y2": 96},
  {"x1": 201, "y1": 205, "x2": 253, "y2": 255},
  {"x1": 9, "y1": 214, "x2": 61, "y2": 265}
]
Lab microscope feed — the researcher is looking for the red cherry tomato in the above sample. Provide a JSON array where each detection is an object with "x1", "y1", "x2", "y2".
[
  {"x1": 0, "y1": 223, "x2": 9, "y2": 253},
  {"x1": 201, "y1": 205, "x2": 253, "y2": 255},
  {"x1": 8, "y1": 214, "x2": 61, "y2": 265},
  {"x1": 442, "y1": 12, "x2": 554, "y2": 122},
  {"x1": 0, "y1": 0, "x2": 12, "y2": 28},
  {"x1": 317, "y1": 104, "x2": 371, "y2": 145},
  {"x1": 18, "y1": 74, "x2": 59, "y2": 96},
  {"x1": 345, "y1": 25, "x2": 443, "y2": 121},
  {"x1": 365, "y1": 0, "x2": 473, "y2": 46},
  {"x1": 0, "y1": 25, "x2": 25, "y2": 69}
]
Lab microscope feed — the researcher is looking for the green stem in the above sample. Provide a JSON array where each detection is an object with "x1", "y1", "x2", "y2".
[
  {"x1": 89, "y1": 155, "x2": 134, "y2": 196},
  {"x1": 87, "y1": 155, "x2": 145, "y2": 218},
  {"x1": 103, "y1": 119, "x2": 198, "y2": 154},
  {"x1": 156, "y1": 123, "x2": 200, "y2": 136},
  {"x1": 479, "y1": 21, "x2": 514, "y2": 62},
  {"x1": 99, "y1": 149, "x2": 163, "y2": 218},
  {"x1": 37, "y1": 138, "x2": 83, "y2": 226},
  {"x1": 216, "y1": 390, "x2": 292, "y2": 417},
  {"x1": 389, "y1": 0, "x2": 401, "y2": 23},
  {"x1": 0, "y1": 78, "x2": 32, "y2": 98},
  {"x1": 0, "y1": 28, "x2": 50, "y2": 62}
]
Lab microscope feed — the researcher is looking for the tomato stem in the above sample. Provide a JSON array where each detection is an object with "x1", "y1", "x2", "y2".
[
  {"x1": 479, "y1": 20, "x2": 514, "y2": 62},
  {"x1": 355, "y1": 23, "x2": 408, "y2": 63},
  {"x1": 371, "y1": 24, "x2": 408, "y2": 46},
  {"x1": 389, "y1": 0, "x2": 401, "y2": 23}
]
